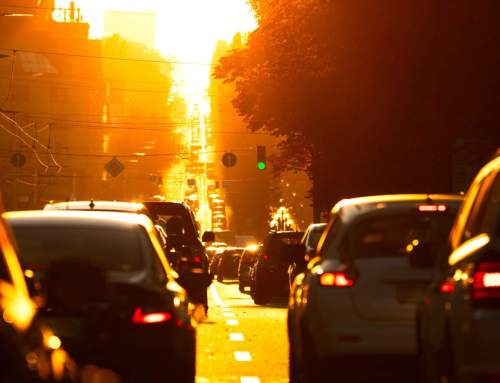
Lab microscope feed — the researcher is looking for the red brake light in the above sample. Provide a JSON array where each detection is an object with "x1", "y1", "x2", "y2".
[
  {"x1": 472, "y1": 262, "x2": 500, "y2": 300},
  {"x1": 262, "y1": 254, "x2": 270, "y2": 262},
  {"x1": 417, "y1": 204, "x2": 448, "y2": 212},
  {"x1": 131, "y1": 308, "x2": 172, "y2": 324},
  {"x1": 319, "y1": 272, "x2": 354, "y2": 287},
  {"x1": 440, "y1": 281, "x2": 455, "y2": 293},
  {"x1": 193, "y1": 255, "x2": 202, "y2": 264}
]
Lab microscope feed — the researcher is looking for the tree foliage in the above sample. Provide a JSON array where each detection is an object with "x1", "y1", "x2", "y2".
[{"x1": 217, "y1": 1, "x2": 500, "y2": 216}]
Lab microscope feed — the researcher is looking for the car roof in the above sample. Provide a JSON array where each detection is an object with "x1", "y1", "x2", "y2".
[
  {"x1": 4, "y1": 210, "x2": 154, "y2": 231},
  {"x1": 44, "y1": 200, "x2": 146, "y2": 213},
  {"x1": 333, "y1": 194, "x2": 464, "y2": 223}
]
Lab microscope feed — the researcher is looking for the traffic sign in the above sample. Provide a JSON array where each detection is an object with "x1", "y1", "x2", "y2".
[
  {"x1": 11, "y1": 152, "x2": 26, "y2": 168},
  {"x1": 222, "y1": 152, "x2": 237, "y2": 167},
  {"x1": 104, "y1": 157, "x2": 124, "y2": 177}
]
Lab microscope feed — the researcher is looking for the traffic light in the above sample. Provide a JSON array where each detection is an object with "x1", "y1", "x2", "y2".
[{"x1": 257, "y1": 145, "x2": 266, "y2": 170}]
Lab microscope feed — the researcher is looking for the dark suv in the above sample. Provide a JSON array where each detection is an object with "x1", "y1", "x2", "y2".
[
  {"x1": 143, "y1": 201, "x2": 211, "y2": 310},
  {"x1": 250, "y1": 231, "x2": 303, "y2": 305}
]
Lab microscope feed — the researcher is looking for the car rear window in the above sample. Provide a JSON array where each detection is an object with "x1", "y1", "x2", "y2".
[
  {"x1": 264, "y1": 233, "x2": 303, "y2": 261},
  {"x1": 11, "y1": 226, "x2": 145, "y2": 272},
  {"x1": 351, "y1": 213, "x2": 456, "y2": 259}
]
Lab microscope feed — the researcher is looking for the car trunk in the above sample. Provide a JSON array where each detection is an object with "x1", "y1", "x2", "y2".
[{"x1": 349, "y1": 258, "x2": 432, "y2": 322}]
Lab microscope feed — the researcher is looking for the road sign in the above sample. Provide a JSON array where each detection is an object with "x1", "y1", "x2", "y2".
[
  {"x1": 222, "y1": 152, "x2": 237, "y2": 167},
  {"x1": 11, "y1": 152, "x2": 26, "y2": 168},
  {"x1": 104, "y1": 157, "x2": 124, "y2": 177}
]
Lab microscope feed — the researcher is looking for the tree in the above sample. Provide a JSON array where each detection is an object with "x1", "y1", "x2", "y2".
[{"x1": 217, "y1": 1, "x2": 500, "y2": 218}]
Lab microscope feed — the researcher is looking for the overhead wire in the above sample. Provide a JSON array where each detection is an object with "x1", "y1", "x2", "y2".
[
  {"x1": 0, "y1": 47, "x2": 214, "y2": 67},
  {"x1": 0, "y1": 122, "x2": 49, "y2": 171}
]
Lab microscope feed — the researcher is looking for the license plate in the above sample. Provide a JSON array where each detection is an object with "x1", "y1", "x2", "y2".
[{"x1": 46, "y1": 317, "x2": 83, "y2": 338}]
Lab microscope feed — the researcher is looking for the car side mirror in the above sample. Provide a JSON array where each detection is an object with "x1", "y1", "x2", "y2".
[
  {"x1": 282, "y1": 243, "x2": 306, "y2": 264},
  {"x1": 202, "y1": 231, "x2": 216, "y2": 243}
]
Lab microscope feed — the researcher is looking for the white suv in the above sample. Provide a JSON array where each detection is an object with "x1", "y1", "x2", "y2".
[{"x1": 288, "y1": 194, "x2": 462, "y2": 382}]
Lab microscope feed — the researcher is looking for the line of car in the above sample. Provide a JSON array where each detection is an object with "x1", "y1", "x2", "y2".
[
  {"x1": 286, "y1": 154, "x2": 500, "y2": 383},
  {"x1": 0, "y1": 200, "x2": 212, "y2": 382}
]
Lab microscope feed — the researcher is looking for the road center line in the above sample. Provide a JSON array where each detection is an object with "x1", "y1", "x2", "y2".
[
  {"x1": 234, "y1": 351, "x2": 252, "y2": 362},
  {"x1": 226, "y1": 319, "x2": 239, "y2": 326},
  {"x1": 223, "y1": 312, "x2": 235, "y2": 317},
  {"x1": 210, "y1": 283, "x2": 227, "y2": 308},
  {"x1": 240, "y1": 377, "x2": 260, "y2": 383},
  {"x1": 230, "y1": 333, "x2": 244, "y2": 341}
]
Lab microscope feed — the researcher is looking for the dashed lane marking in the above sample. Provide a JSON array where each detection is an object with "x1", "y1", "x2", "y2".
[
  {"x1": 223, "y1": 312, "x2": 235, "y2": 317},
  {"x1": 229, "y1": 333, "x2": 244, "y2": 341},
  {"x1": 222, "y1": 307, "x2": 231, "y2": 312},
  {"x1": 234, "y1": 351, "x2": 252, "y2": 362},
  {"x1": 240, "y1": 378, "x2": 260, "y2": 383},
  {"x1": 226, "y1": 319, "x2": 239, "y2": 326},
  {"x1": 210, "y1": 283, "x2": 227, "y2": 308}
]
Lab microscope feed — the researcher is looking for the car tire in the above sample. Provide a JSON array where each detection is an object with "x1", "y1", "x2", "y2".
[
  {"x1": 252, "y1": 285, "x2": 272, "y2": 305},
  {"x1": 239, "y1": 281, "x2": 246, "y2": 293},
  {"x1": 217, "y1": 272, "x2": 224, "y2": 282}
]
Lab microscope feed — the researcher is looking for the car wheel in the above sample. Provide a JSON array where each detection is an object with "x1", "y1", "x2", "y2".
[
  {"x1": 217, "y1": 272, "x2": 224, "y2": 282},
  {"x1": 239, "y1": 281, "x2": 246, "y2": 293},
  {"x1": 252, "y1": 284, "x2": 271, "y2": 305}
]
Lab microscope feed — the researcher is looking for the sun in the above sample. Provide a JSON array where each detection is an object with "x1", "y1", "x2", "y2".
[{"x1": 55, "y1": 0, "x2": 256, "y2": 113}]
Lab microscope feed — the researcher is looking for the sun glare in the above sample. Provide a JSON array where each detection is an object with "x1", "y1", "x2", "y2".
[{"x1": 55, "y1": 0, "x2": 256, "y2": 111}]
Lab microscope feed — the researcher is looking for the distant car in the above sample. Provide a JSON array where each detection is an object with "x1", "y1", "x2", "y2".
[
  {"x1": 288, "y1": 223, "x2": 327, "y2": 287},
  {"x1": 215, "y1": 247, "x2": 244, "y2": 282},
  {"x1": 288, "y1": 194, "x2": 462, "y2": 382},
  {"x1": 250, "y1": 231, "x2": 304, "y2": 305},
  {"x1": 205, "y1": 242, "x2": 228, "y2": 263},
  {"x1": 0, "y1": 212, "x2": 78, "y2": 382},
  {"x1": 4, "y1": 210, "x2": 195, "y2": 383},
  {"x1": 418, "y1": 155, "x2": 500, "y2": 383},
  {"x1": 238, "y1": 245, "x2": 262, "y2": 293}
]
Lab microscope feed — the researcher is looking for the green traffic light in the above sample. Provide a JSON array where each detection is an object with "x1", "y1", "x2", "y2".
[{"x1": 257, "y1": 161, "x2": 266, "y2": 170}]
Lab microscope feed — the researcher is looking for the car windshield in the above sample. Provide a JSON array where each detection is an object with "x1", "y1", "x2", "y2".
[
  {"x1": 351, "y1": 213, "x2": 456, "y2": 259},
  {"x1": 11, "y1": 226, "x2": 145, "y2": 272}
]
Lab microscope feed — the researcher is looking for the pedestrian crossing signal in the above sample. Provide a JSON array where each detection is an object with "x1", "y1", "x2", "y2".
[{"x1": 257, "y1": 145, "x2": 266, "y2": 170}]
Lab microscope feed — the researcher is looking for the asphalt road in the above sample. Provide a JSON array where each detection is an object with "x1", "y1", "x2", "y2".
[{"x1": 196, "y1": 281, "x2": 289, "y2": 383}]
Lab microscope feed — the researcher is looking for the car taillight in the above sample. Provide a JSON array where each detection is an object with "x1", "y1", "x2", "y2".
[
  {"x1": 131, "y1": 307, "x2": 172, "y2": 325},
  {"x1": 193, "y1": 255, "x2": 202, "y2": 264},
  {"x1": 262, "y1": 254, "x2": 270, "y2": 262},
  {"x1": 319, "y1": 272, "x2": 354, "y2": 287},
  {"x1": 472, "y1": 262, "x2": 500, "y2": 301},
  {"x1": 440, "y1": 281, "x2": 455, "y2": 293},
  {"x1": 417, "y1": 204, "x2": 448, "y2": 212}
]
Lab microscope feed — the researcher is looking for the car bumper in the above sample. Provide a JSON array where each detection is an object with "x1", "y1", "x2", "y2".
[{"x1": 310, "y1": 320, "x2": 416, "y2": 358}]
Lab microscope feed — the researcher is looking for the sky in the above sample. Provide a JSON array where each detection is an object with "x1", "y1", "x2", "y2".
[{"x1": 55, "y1": 0, "x2": 257, "y2": 112}]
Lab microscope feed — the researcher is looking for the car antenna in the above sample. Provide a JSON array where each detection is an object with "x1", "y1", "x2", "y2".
[{"x1": 89, "y1": 199, "x2": 95, "y2": 210}]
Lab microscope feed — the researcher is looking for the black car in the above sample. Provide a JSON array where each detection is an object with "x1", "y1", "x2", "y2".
[
  {"x1": 238, "y1": 245, "x2": 261, "y2": 293},
  {"x1": 215, "y1": 247, "x2": 244, "y2": 282},
  {"x1": 0, "y1": 213, "x2": 78, "y2": 383},
  {"x1": 250, "y1": 231, "x2": 304, "y2": 305},
  {"x1": 143, "y1": 201, "x2": 212, "y2": 312},
  {"x1": 5, "y1": 210, "x2": 195, "y2": 383}
]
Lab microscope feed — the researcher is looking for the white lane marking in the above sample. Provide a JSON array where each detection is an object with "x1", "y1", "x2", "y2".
[
  {"x1": 226, "y1": 319, "x2": 239, "y2": 326},
  {"x1": 230, "y1": 333, "x2": 244, "y2": 341},
  {"x1": 240, "y1": 378, "x2": 260, "y2": 383},
  {"x1": 223, "y1": 312, "x2": 235, "y2": 317},
  {"x1": 210, "y1": 283, "x2": 227, "y2": 308},
  {"x1": 222, "y1": 307, "x2": 231, "y2": 312},
  {"x1": 234, "y1": 351, "x2": 252, "y2": 362}
]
